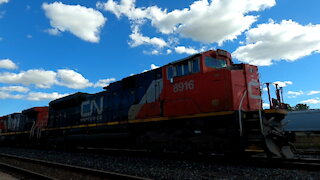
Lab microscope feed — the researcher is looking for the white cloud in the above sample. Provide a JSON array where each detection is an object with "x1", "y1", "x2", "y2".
[
  {"x1": 0, "y1": 59, "x2": 18, "y2": 69},
  {"x1": 0, "y1": 92, "x2": 23, "y2": 99},
  {"x1": 97, "y1": 0, "x2": 147, "y2": 20},
  {"x1": 45, "y1": 28, "x2": 61, "y2": 36},
  {"x1": 233, "y1": 19, "x2": 320, "y2": 66},
  {"x1": 56, "y1": 69, "x2": 93, "y2": 89},
  {"x1": 27, "y1": 92, "x2": 69, "y2": 101},
  {"x1": 129, "y1": 27, "x2": 167, "y2": 48},
  {"x1": 307, "y1": 91, "x2": 320, "y2": 95},
  {"x1": 175, "y1": 46, "x2": 198, "y2": 54},
  {"x1": 0, "y1": 90, "x2": 69, "y2": 101},
  {"x1": 27, "y1": 34, "x2": 32, "y2": 39},
  {"x1": 150, "y1": 64, "x2": 159, "y2": 69},
  {"x1": 273, "y1": 81, "x2": 292, "y2": 87},
  {"x1": 151, "y1": 50, "x2": 160, "y2": 55},
  {"x1": 301, "y1": 98, "x2": 320, "y2": 104},
  {"x1": 0, "y1": 86, "x2": 29, "y2": 93},
  {"x1": 142, "y1": 64, "x2": 160, "y2": 72},
  {"x1": 0, "y1": 11, "x2": 5, "y2": 19},
  {"x1": 0, "y1": 69, "x2": 57, "y2": 88},
  {"x1": 0, "y1": 0, "x2": 9, "y2": 5},
  {"x1": 98, "y1": 0, "x2": 275, "y2": 45},
  {"x1": 287, "y1": 90, "x2": 303, "y2": 98},
  {"x1": 42, "y1": 2, "x2": 106, "y2": 43},
  {"x1": 263, "y1": 103, "x2": 270, "y2": 109},
  {"x1": 94, "y1": 78, "x2": 116, "y2": 88},
  {"x1": 0, "y1": 68, "x2": 93, "y2": 89}
]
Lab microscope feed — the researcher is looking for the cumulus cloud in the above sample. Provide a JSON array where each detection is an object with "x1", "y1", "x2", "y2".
[
  {"x1": 301, "y1": 98, "x2": 320, "y2": 104},
  {"x1": 150, "y1": 64, "x2": 159, "y2": 69},
  {"x1": 307, "y1": 91, "x2": 320, "y2": 95},
  {"x1": 0, "y1": 11, "x2": 5, "y2": 19},
  {"x1": 129, "y1": 27, "x2": 167, "y2": 48},
  {"x1": 142, "y1": 64, "x2": 160, "y2": 72},
  {"x1": 0, "y1": 0, "x2": 9, "y2": 5},
  {"x1": 0, "y1": 92, "x2": 23, "y2": 99},
  {"x1": 175, "y1": 46, "x2": 198, "y2": 54},
  {"x1": 287, "y1": 90, "x2": 303, "y2": 98},
  {"x1": 273, "y1": 81, "x2": 292, "y2": 87},
  {"x1": 0, "y1": 69, "x2": 57, "y2": 88},
  {"x1": 98, "y1": 0, "x2": 275, "y2": 45},
  {"x1": 56, "y1": 69, "x2": 93, "y2": 89},
  {"x1": 0, "y1": 86, "x2": 29, "y2": 93},
  {"x1": 27, "y1": 92, "x2": 69, "y2": 101},
  {"x1": 44, "y1": 28, "x2": 61, "y2": 36},
  {"x1": 0, "y1": 68, "x2": 95, "y2": 89},
  {"x1": 42, "y1": 2, "x2": 106, "y2": 43},
  {"x1": 263, "y1": 103, "x2": 270, "y2": 109},
  {"x1": 94, "y1": 78, "x2": 116, "y2": 88},
  {"x1": 233, "y1": 19, "x2": 320, "y2": 66},
  {"x1": 0, "y1": 59, "x2": 18, "y2": 69}
]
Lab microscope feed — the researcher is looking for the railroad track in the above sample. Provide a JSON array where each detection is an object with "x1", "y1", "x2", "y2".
[
  {"x1": 247, "y1": 156, "x2": 320, "y2": 171},
  {"x1": 73, "y1": 147, "x2": 320, "y2": 171},
  {"x1": 0, "y1": 153, "x2": 149, "y2": 180}
]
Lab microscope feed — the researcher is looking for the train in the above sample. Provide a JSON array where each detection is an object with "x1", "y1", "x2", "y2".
[
  {"x1": 0, "y1": 49, "x2": 294, "y2": 158},
  {"x1": 283, "y1": 110, "x2": 320, "y2": 151}
]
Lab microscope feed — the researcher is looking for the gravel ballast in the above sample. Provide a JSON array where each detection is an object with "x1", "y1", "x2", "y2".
[{"x1": 0, "y1": 147, "x2": 319, "y2": 180}]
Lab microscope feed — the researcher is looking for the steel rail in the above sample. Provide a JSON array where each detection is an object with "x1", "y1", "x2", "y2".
[
  {"x1": 247, "y1": 156, "x2": 320, "y2": 171},
  {"x1": 0, "y1": 153, "x2": 150, "y2": 180},
  {"x1": 0, "y1": 161, "x2": 55, "y2": 180}
]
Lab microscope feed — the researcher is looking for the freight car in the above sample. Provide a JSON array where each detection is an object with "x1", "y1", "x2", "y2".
[
  {"x1": 283, "y1": 110, "x2": 320, "y2": 151},
  {"x1": 284, "y1": 110, "x2": 320, "y2": 133},
  {"x1": 0, "y1": 49, "x2": 293, "y2": 158}
]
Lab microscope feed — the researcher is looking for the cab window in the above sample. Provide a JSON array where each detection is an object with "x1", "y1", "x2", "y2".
[
  {"x1": 167, "y1": 57, "x2": 200, "y2": 79},
  {"x1": 176, "y1": 64, "x2": 183, "y2": 76},
  {"x1": 205, "y1": 56, "x2": 227, "y2": 69},
  {"x1": 167, "y1": 66, "x2": 174, "y2": 79},
  {"x1": 192, "y1": 58, "x2": 200, "y2": 73}
]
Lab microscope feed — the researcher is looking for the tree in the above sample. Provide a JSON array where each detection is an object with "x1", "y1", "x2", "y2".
[{"x1": 293, "y1": 103, "x2": 309, "y2": 111}]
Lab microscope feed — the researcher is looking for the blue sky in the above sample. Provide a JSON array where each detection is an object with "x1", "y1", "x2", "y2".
[{"x1": 0, "y1": 0, "x2": 320, "y2": 116}]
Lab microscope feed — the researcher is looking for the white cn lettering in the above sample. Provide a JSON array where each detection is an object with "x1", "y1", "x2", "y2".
[{"x1": 81, "y1": 97, "x2": 104, "y2": 117}]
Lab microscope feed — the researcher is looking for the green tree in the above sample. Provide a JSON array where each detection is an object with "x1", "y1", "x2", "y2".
[{"x1": 293, "y1": 103, "x2": 309, "y2": 111}]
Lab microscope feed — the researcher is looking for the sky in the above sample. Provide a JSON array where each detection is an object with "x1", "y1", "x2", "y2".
[{"x1": 0, "y1": 0, "x2": 320, "y2": 116}]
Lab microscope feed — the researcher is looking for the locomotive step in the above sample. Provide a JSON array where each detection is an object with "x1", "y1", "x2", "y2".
[
  {"x1": 245, "y1": 118, "x2": 261, "y2": 122},
  {"x1": 246, "y1": 128, "x2": 262, "y2": 132}
]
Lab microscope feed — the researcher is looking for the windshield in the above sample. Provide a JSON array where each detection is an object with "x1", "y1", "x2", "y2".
[{"x1": 205, "y1": 56, "x2": 227, "y2": 69}]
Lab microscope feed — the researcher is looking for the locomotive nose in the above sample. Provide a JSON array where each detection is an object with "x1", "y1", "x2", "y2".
[
  {"x1": 265, "y1": 137, "x2": 294, "y2": 158},
  {"x1": 263, "y1": 117, "x2": 294, "y2": 158}
]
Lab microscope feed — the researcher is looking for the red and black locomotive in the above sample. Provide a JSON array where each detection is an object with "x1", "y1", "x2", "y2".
[{"x1": 0, "y1": 49, "x2": 293, "y2": 158}]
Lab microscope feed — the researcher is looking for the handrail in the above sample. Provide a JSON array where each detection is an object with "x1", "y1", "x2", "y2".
[
  {"x1": 238, "y1": 90, "x2": 247, "y2": 137},
  {"x1": 29, "y1": 121, "x2": 36, "y2": 139},
  {"x1": 258, "y1": 94, "x2": 264, "y2": 135}
]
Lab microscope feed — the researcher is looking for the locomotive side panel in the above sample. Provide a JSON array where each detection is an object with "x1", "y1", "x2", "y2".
[
  {"x1": 162, "y1": 51, "x2": 235, "y2": 117},
  {"x1": 127, "y1": 68, "x2": 163, "y2": 119},
  {"x1": 22, "y1": 107, "x2": 49, "y2": 129},
  {"x1": 0, "y1": 116, "x2": 7, "y2": 133},
  {"x1": 48, "y1": 92, "x2": 90, "y2": 128}
]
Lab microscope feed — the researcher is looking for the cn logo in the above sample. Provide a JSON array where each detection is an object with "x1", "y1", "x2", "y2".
[{"x1": 81, "y1": 97, "x2": 103, "y2": 117}]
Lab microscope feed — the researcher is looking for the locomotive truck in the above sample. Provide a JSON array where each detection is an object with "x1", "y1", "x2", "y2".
[{"x1": 0, "y1": 49, "x2": 293, "y2": 158}]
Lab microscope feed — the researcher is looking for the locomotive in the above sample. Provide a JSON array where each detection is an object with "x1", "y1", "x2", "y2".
[{"x1": 0, "y1": 49, "x2": 293, "y2": 158}]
